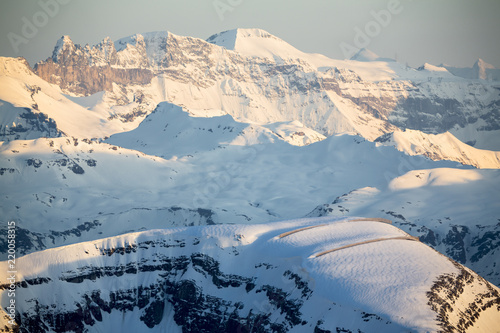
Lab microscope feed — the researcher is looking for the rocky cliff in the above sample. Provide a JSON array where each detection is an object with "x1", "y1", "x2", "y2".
[{"x1": 34, "y1": 36, "x2": 153, "y2": 96}]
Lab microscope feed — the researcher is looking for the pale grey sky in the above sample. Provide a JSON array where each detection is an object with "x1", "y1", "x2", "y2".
[{"x1": 0, "y1": 0, "x2": 499, "y2": 68}]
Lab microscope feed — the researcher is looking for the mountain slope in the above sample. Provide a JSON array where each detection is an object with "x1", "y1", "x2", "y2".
[
  {"x1": 0, "y1": 57, "x2": 151, "y2": 141},
  {"x1": 1, "y1": 217, "x2": 499, "y2": 332},
  {"x1": 2, "y1": 101, "x2": 500, "y2": 287},
  {"x1": 307, "y1": 167, "x2": 500, "y2": 284},
  {"x1": 106, "y1": 102, "x2": 325, "y2": 159},
  {"x1": 0, "y1": 107, "x2": 458, "y2": 252},
  {"x1": 375, "y1": 129, "x2": 500, "y2": 168}
]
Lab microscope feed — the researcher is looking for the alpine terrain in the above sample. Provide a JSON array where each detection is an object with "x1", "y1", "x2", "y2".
[{"x1": 1, "y1": 28, "x2": 500, "y2": 332}]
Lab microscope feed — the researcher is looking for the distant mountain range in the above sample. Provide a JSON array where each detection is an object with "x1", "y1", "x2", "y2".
[{"x1": 442, "y1": 58, "x2": 500, "y2": 81}]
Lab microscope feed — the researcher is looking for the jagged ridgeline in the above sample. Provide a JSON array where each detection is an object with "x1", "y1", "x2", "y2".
[{"x1": 32, "y1": 29, "x2": 500, "y2": 149}]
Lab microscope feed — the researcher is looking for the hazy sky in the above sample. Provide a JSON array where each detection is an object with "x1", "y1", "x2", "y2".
[{"x1": 0, "y1": 0, "x2": 499, "y2": 68}]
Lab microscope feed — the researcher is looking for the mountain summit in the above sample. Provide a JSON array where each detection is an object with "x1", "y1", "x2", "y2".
[
  {"x1": 441, "y1": 58, "x2": 499, "y2": 81},
  {"x1": 206, "y1": 28, "x2": 305, "y2": 60},
  {"x1": 349, "y1": 48, "x2": 395, "y2": 62},
  {"x1": 473, "y1": 58, "x2": 496, "y2": 80},
  {"x1": 350, "y1": 48, "x2": 380, "y2": 61}
]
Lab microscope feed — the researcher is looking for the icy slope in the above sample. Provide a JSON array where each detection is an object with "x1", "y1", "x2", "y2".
[
  {"x1": 109, "y1": 102, "x2": 500, "y2": 169},
  {"x1": 1, "y1": 217, "x2": 499, "y2": 332}
]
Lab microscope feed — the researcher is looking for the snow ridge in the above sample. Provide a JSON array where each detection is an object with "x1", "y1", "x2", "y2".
[{"x1": 1, "y1": 217, "x2": 499, "y2": 332}]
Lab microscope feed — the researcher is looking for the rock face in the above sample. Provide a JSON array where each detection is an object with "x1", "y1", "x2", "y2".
[
  {"x1": 0, "y1": 105, "x2": 62, "y2": 141},
  {"x1": 36, "y1": 59, "x2": 153, "y2": 96},
  {"x1": 35, "y1": 36, "x2": 153, "y2": 96},
  {"x1": 0, "y1": 60, "x2": 64, "y2": 141},
  {"x1": 427, "y1": 260, "x2": 500, "y2": 332}
]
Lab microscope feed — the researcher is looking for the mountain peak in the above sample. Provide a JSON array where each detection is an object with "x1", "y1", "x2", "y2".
[
  {"x1": 0, "y1": 56, "x2": 33, "y2": 77},
  {"x1": 417, "y1": 62, "x2": 449, "y2": 72},
  {"x1": 114, "y1": 31, "x2": 178, "y2": 53},
  {"x1": 206, "y1": 28, "x2": 277, "y2": 51},
  {"x1": 101, "y1": 36, "x2": 113, "y2": 45},
  {"x1": 473, "y1": 58, "x2": 495, "y2": 80},
  {"x1": 207, "y1": 28, "x2": 274, "y2": 46},
  {"x1": 206, "y1": 28, "x2": 304, "y2": 60},
  {"x1": 51, "y1": 35, "x2": 76, "y2": 62},
  {"x1": 349, "y1": 48, "x2": 395, "y2": 62},
  {"x1": 474, "y1": 58, "x2": 495, "y2": 68},
  {"x1": 54, "y1": 35, "x2": 74, "y2": 50},
  {"x1": 234, "y1": 28, "x2": 275, "y2": 38},
  {"x1": 350, "y1": 48, "x2": 380, "y2": 62},
  {"x1": 59, "y1": 35, "x2": 73, "y2": 43},
  {"x1": 53, "y1": 35, "x2": 73, "y2": 47}
]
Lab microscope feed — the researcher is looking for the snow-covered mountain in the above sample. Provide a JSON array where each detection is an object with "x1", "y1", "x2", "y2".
[
  {"x1": 442, "y1": 59, "x2": 500, "y2": 81},
  {"x1": 2, "y1": 28, "x2": 500, "y2": 331},
  {"x1": 375, "y1": 129, "x2": 500, "y2": 168},
  {"x1": 0, "y1": 104, "x2": 454, "y2": 250},
  {"x1": 306, "y1": 167, "x2": 500, "y2": 284},
  {"x1": 1, "y1": 102, "x2": 499, "y2": 288},
  {"x1": 107, "y1": 103, "x2": 326, "y2": 159},
  {"x1": 5, "y1": 49, "x2": 498, "y2": 167},
  {"x1": 0, "y1": 57, "x2": 153, "y2": 141},
  {"x1": 2, "y1": 218, "x2": 499, "y2": 332},
  {"x1": 30, "y1": 29, "x2": 500, "y2": 150},
  {"x1": 349, "y1": 48, "x2": 395, "y2": 62}
]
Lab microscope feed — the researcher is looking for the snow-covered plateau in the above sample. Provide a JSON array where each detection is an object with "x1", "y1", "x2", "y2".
[{"x1": 1, "y1": 28, "x2": 500, "y2": 332}]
